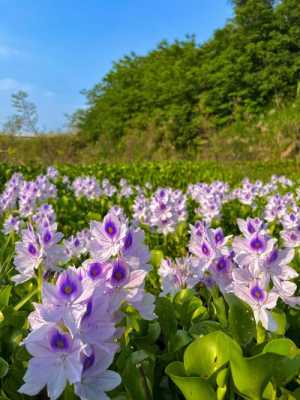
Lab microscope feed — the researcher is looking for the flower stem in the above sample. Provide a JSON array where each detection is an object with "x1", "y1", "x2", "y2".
[
  {"x1": 14, "y1": 287, "x2": 39, "y2": 311},
  {"x1": 139, "y1": 364, "x2": 152, "y2": 400},
  {"x1": 37, "y1": 264, "x2": 43, "y2": 302}
]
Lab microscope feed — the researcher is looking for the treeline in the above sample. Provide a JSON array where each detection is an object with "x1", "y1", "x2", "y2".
[{"x1": 74, "y1": 0, "x2": 300, "y2": 149}]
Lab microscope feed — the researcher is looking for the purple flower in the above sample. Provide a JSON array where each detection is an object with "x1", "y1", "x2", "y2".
[
  {"x1": 2, "y1": 214, "x2": 20, "y2": 235},
  {"x1": 75, "y1": 345, "x2": 121, "y2": 400},
  {"x1": 233, "y1": 232, "x2": 275, "y2": 273},
  {"x1": 40, "y1": 269, "x2": 94, "y2": 334},
  {"x1": 89, "y1": 211, "x2": 126, "y2": 261},
  {"x1": 78, "y1": 291, "x2": 117, "y2": 345},
  {"x1": 12, "y1": 226, "x2": 43, "y2": 284},
  {"x1": 57, "y1": 270, "x2": 81, "y2": 301},
  {"x1": 19, "y1": 325, "x2": 82, "y2": 400},
  {"x1": 233, "y1": 280, "x2": 279, "y2": 331},
  {"x1": 237, "y1": 217, "x2": 265, "y2": 238},
  {"x1": 110, "y1": 259, "x2": 129, "y2": 287},
  {"x1": 159, "y1": 257, "x2": 201, "y2": 296}
]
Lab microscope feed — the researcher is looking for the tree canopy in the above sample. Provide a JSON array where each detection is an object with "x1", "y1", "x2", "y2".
[{"x1": 75, "y1": 0, "x2": 300, "y2": 149}]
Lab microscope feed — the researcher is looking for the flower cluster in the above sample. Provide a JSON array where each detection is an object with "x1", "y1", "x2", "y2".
[
  {"x1": 188, "y1": 181, "x2": 229, "y2": 223},
  {"x1": 133, "y1": 188, "x2": 187, "y2": 234},
  {"x1": 159, "y1": 217, "x2": 300, "y2": 331},
  {"x1": 72, "y1": 177, "x2": 102, "y2": 200},
  {"x1": 17, "y1": 209, "x2": 156, "y2": 399}
]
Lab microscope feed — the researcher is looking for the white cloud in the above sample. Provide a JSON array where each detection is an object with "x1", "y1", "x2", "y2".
[
  {"x1": 0, "y1": 44, "x2": 20, "y2": 58},
  {"x1": 0, "y1": 78, "x2": 32, "y2": 92}
]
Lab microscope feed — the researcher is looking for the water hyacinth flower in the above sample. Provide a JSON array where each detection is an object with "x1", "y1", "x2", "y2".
[
  {"x1": 89, "y1": 211, "x2": 127, "y2": 261},
  {"x1": 64, "y1": 229, "x2": 91, "y2": 259},
  {"x1": 74, "y1": 345, "x2": 121, "y2": 400},
  {"x1": 21, "y1": 264, "x2": 121, "y2": 399},
  {"x1": 121, "y1": 227, "x2": 150, "y2": 271},
  {"x1": 210, "y1": 254, "x2": 234, "y2": 293},
  {"x1": 106, "y1": 257, "x2": 156, "y2": 321},
  {"x1": 132, "y1": 194, "x2": 150, "y2": 223},
  {"x1": 78, "y1": 291, "x2": 117, "y2": 346},
  {"x1": 233, "y1": 278, "x2": 279, "y2": 331},
  {"x1": 13, "y1": 221, "x2": 67, "y2": 284},
  {"x1": 2, "y1": 214, "x2": 21, "y2": 235},
  {"x1": 236, "y1": 217, "x2": 265, "y2": 238},
  {"x1": 159, "y1": 256, "x2": 201, "y2": 296},
  {"x1": 281, "y1": 228, "x2": 300, "y2": 248},
  {"x1": 101, "y1": 179, "x2": 117, "y2": 197},
  {"x1": 39, "y1": 268, "x2": 95, "y2": 334},
  {"x1": 19, "y1": 325, "x2": 83, "y2": 400},
  {"x1": 72, "y1": 176, "x2": 102, "y2": 200},
  {"x1": 46, "y1": 166, "x2": 59, "y2": 180},
  {"x1": 189, "y1": 223, "x2": 230, "y2": 270},
  {"x1": 233, "y1": 225, "x2": 276, "y2": 276},
  {"x1": 13, "y1": 225, "x2": 43, "y2": 284},
  {"x1": 0, "y1": 172, "x2": 24, "y2": 213}
]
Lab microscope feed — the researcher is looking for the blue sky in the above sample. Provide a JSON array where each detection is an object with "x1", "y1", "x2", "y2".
[{"x1": 0, "y1": 0, "x2": 232, "y2": 131}]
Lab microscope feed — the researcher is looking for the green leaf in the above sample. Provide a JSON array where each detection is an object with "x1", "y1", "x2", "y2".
[
  {"x1": 0, "y1": 357, "x2": 9, "y2": 378},
  {"x1": 166, "y1": 362, "x2": 216, "y2": 400},
  {"x1": 230, "y1": 351, "x2": 285, "y2": 400},
  {"x1": 263, "y1": 339, "x2": 300, "y2": 385},
  {"x1": 189, "y1": 321, "x2": 222, "y2": 337},
  {"x1": 184, "y1": 331, "x2": 240, "y2": 379},
  {"x1": 262, "y1": 382, "x2": 276, "y2": 400},
  {"x1": 271, "y1": 310, "x2": 286, "y2": 335},
  {"x1": 0, "y1": 286, "x2": 11, "y2": 309},
  {"x1": 174, "y1": 289, "x2": 205, "y2": 327},
  {"x1": 169, "y1": 330, "x2": 192, "y2": 353},
  {"x1": 263, "y1": 338, "x2": 299, "y2": 358},
  {"x1": 155, "y1": 297, "x2": 177, "y2": 341},
  {"x1": 122, "y1": 351, "x2": 154, "y2": 400},
  {"x1": 213, "y1": 296, "x2": 227, "y2": 327},
  {"x1": 225, "y1": 294, "x2": 256, "y2": 346}
]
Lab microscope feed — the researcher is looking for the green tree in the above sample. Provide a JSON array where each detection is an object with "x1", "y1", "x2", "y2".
[{"x1": 76, "y1": 0, "x2": 300, "y2": 147}]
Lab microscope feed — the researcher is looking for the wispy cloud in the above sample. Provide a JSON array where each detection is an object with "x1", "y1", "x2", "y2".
[
  {"x1": 0, "y1": 44, "x2": 20, "y2": 58},
  {"x1": 0, "y1": 78, "x2": 32, "y2": 92}
]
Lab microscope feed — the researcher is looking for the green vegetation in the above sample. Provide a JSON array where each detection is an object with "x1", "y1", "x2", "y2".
[
  {"x1": 1, "y1": 160, "x2": 300, "y2": 190},
  {"x1": 2, "y1": 165, "x2": 300, "y2": 399},
  {"x1": 1, "y1": 1, "x2": 300, "y2": 163},
  {"x1": 73, "y1": 0, "x2": 300, "y2": 152},
  {"x1": 2, "y1": 98, "x2": 300, "y2": 164}
]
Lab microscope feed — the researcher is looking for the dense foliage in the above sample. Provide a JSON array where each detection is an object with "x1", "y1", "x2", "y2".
[
  {"x1": 75, "y1": 0, "x2": 300, "y2": 148},
  {"x1": 2, "y1": 164, "x2": 300, "y2": 399}
]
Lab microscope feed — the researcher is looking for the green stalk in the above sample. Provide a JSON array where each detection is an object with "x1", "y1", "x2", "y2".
[
  {"x1": 37, "y1": 264, "x2": 43, "y2": 302},
  {"x1": 14, "y1": 287, "x2": 39, "y2": 311},
  {"x1": 139, "y1": 364, "x2": 152, "y2": 400}
]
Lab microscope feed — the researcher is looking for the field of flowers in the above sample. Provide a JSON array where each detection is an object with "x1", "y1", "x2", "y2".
[{"x1": 1, "y1": 162, "x2": 300, "y2": 400}]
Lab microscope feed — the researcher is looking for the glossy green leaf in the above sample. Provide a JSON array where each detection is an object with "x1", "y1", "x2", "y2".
[
  {"x1": 189, "y1": 321, "x2": 222, "y2": 337},
  {"x1": 169, "y1": 330, "x2": 192, "y2": 353},
  {"x1": 166, "y1": 362, "x2": 216, "y2": 400},
  {"x1": 230, "y1": 351, "x2": 284, "y2": 400},
  {"x1": 184, "y1": 331, "x2": 241, "y2": 379},
  {"x1": 263, "y1": 339, "x2": 300, "y2": 385},
  {"x1": 226, "y1": 294, "x2": 256, "y2": 346}
]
